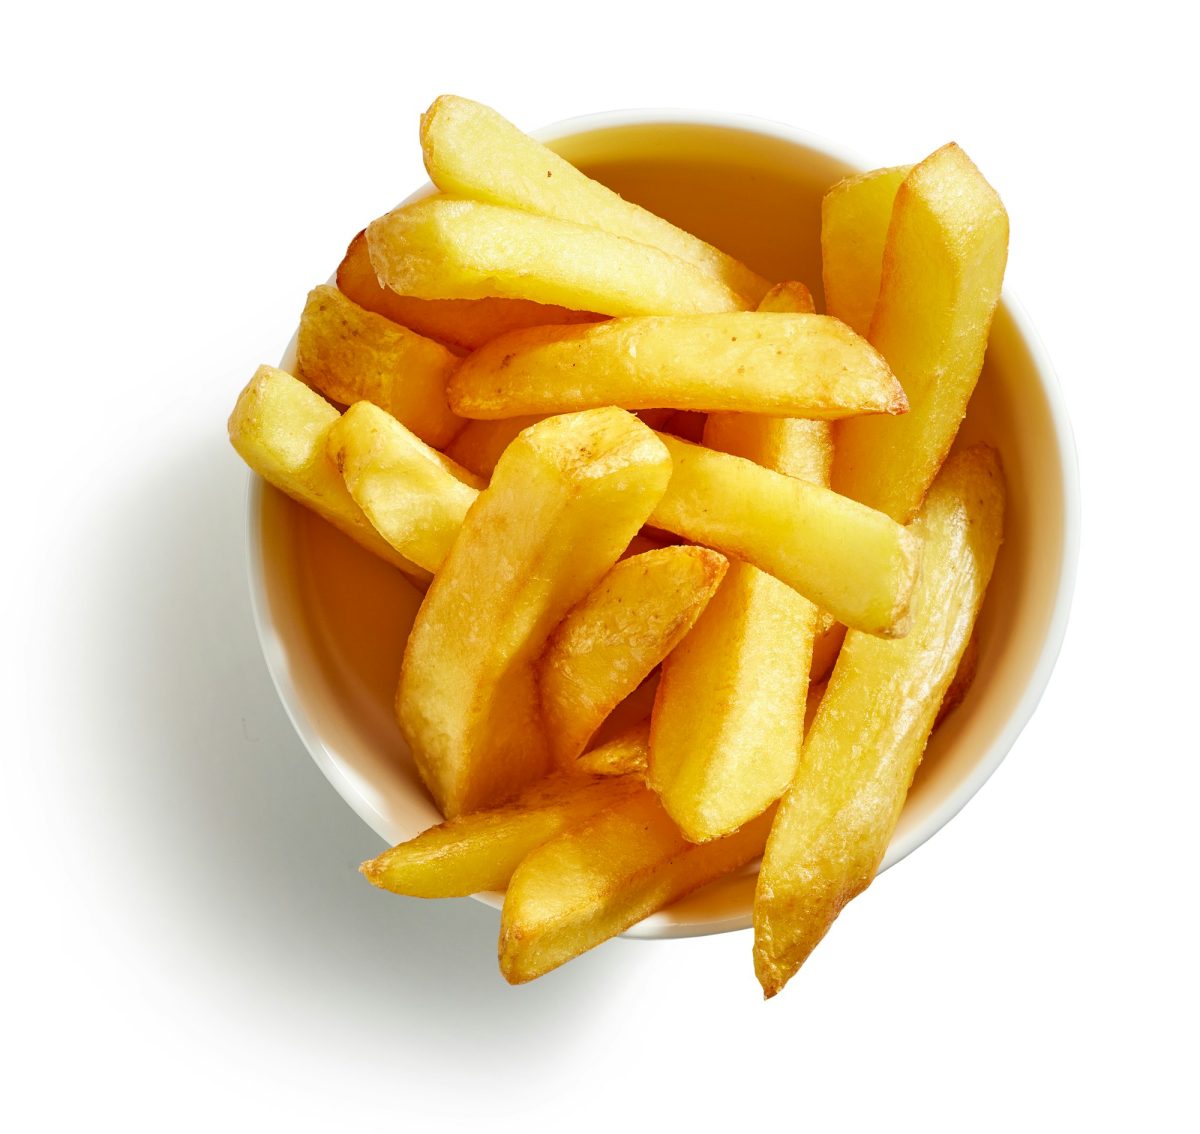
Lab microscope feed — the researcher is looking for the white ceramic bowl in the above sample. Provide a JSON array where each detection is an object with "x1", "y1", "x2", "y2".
[{"x1": 247, "y1": 111, "x2": 1080, "y2": 938}]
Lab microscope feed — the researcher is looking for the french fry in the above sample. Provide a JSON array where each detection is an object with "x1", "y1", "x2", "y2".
[
  {"x1": 821, "y1": 165, "x2": 910, "y2": 336},
  {"x1": 327, "y1": 401, "x2": 484, "y2": 574},
  {"x1": 753, "y1": 445, "x2": 1005, "y2": 997},
  {"x1": 397, "y1": 408, "x2": 671, "y2": 817},
  {"x1": 500, "y1": 790, "x2": 774, "y2": 983},
  {"x1": 420, "y1": 94, "x2": 771, "y2": 307},
  {"x1": 539, "y1": 546, "x2": 727, "y2": 769},
  {"x1": 833, "y1": 145, "x2": 1009, "y2": 522},
  {"x1": 936, "y1": 628, "x2": 980, "y2": 727},
  {"x1": 649, "y1": 433, "x2": 921, "y2": 638},
  {"x1": 366, "y1": 197, "x2": 748, "y2": 317},
  {"x1": 808, "y1": 615, "x2": 847, "y2": 683},
  {"x1": 443, "y1": 415, "x2": 546, "y2": 478},
  {"x1": 228, "y1": 365, "x2": 429, "y2": 583},
  {"x1": 649, "y1": 559, "x2": 817, "y2": 842},
  {"x1": 756, "y1": 280, "x2": 816, "y2": 315},
  {"x1": 577, "y1": 722, "x2": 650, "y2": 778},
  {"x1": 336, "y1": 229, "x2": 600, "y2": 353},
  {"x1": 295, "y1": 285, "x2": 464, "y2": 447},
  {"x1": 360, "y1": 773, "x2": 642, "y2": 898},
  {"x1": 448, "y1": 313, "x2": 906, "y2": 420}
]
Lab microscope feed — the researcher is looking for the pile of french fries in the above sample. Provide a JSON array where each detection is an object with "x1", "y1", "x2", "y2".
[{"x1": 228, "y1": 96, "x2": 1010, "y2": 997}]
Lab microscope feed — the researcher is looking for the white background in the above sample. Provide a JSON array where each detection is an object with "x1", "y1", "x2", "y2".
[{"x1": 4, "y1": 2, "x2": 1196, "y2": 1129}]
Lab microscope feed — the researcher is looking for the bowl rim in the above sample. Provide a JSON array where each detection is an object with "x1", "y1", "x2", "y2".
[{"x1": 245, "y1": 107, "x2": 1081, "y2": 938}]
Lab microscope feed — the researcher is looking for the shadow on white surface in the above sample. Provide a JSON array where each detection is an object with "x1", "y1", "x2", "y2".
[{"x1": 49, "y1": 423, "x2": 628, "y2": 1064}]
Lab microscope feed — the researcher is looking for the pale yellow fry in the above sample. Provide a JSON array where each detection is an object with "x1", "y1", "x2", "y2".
[
  {"x1": 359, "y1": 773, "x2": 642, "y2": 898},
  {"x1": 577, "y1": 722, "x2": 650, "y2": 778},
  {"x1": 367, "y1": 197, "x2": 747, "y2": 317},
  {"x1": 755, "y1": 280, "x2": 816, "y2": 314},
  {"x1": 833, "y1": 145, "x2": 1009, "y2": 522},
  {"x1": 337, "y1": 229, "x2": 599, "y2": 353},
  {"x1": 649, "y1": 433, "x2": 920, "y2": 638},
  {"x1": 753, "y1": 445, "x2": 1005, "y2": 998},
  {"x1": 327, "y1": 401, "x2": 483, "y2": 574},
  {"x1": 227, "y1": 365, "x2": 428, "y2": 583},
  {"x1": 295, "y1": 285, "x2": 464, "y2": 447},
  {"x1": 500, "y1": 790, "x2": 774, "y2": 983},
  {"x1": 397, "y1": 408, "x2": 671, "y2": 817},
  {"x1": 539, "y1": 546, "x2": 727, "y2": 769},
  {"x1": 821, "y1": 165, "x2": 910, "y2": 336},
  {"x1": 421, "y1": 94, "x2": 770, "y2": 307},
  {"x1": 448, "y1": 313, "x2": 905, "y2": 420}
]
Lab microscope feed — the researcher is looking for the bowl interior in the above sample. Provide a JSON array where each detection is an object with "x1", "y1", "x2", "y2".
[{"x1": 250, "y1": 116, "x2": 1074, "y2": 938}]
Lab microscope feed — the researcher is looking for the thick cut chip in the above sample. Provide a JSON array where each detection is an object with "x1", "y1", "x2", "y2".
[
  {"x1": 539, "y1": 546, "x2": 727, "y2": 769},
  {"x1": 366, "y1": 197, "x2": 747, "y2": 317},
  {"x1": 499, "y1": 790, "x2": 774, "y2": 983},
  {"x1": 577, "y1": 722, "x2": 650, "y2": 778},
  {"x1": 336, "y1": 230, "x2": 599, "y2": 353},
  {"x1": 821, "y1": 165, "x2": 910, "y2": 336},
  {"x1": 227, "y1": 365, "x2": 428, "y2": 582},
  {"x1": 448, "y1": 313, "x2": 905, "y2": 420},
  {"x1": 359, "y1": 773, "x2": 642, "y2": 898},
  {"x1": 397, "y1": 408, "x2": 671, "y2": 817},
  {"x1": 649, "y1": 560, "x2": 817, "y2": 843},
  {"x1": 327, "y1": 401, "x2": 484, "y2": 574},
  {"x1": 443, "y1": 414, "x2": 547, "y2": 478},
  {"x1": 833, "y1": 145, "x2": 1009, "y2": 522},
  {"x1": 421, "y1": 95, "x2": 770, "y2": 307},
  {"x1": 649, "y1": 433, "x2": 920, "y2": 638},
  {"x1": 295, "y1": 285, "x2": 464, "y2": 447},
  {"x1": 753, "y1": 445, "x2": 1005, "y2": 997},
  {"x1": 756, "y1": 280, "x2": 816, "y2": 315}
]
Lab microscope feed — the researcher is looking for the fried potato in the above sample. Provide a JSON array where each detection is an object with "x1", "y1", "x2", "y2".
[
  {"x1": 443, "y1": 415, "x2": 546, "y2": 478},
  {"x1": 577, "y1": 721, "x2": 650, "y2": 778},
  {"x1": 336, "y1": 230, "x2": 600, "y2": 353},
  {"x1": 650, "y1": 561, "x2": 817, "y2": 841},
  {"x1": 326, "y1": 401, "x2": 484, "y2": 574},
  {"x1": 499, "y1": 790, "x2": 774, "y2": 983},
  {"x1": 366, "y1": 197, "x2": 748, "y2": 317},
  {"x1": 755, "y1": 279, "x2": 816, "y2": 314},
  {"x1": 649, "y1": 433, "x2": 921, "y2": 638},
  {"x1": 936, "y1": 628, "x2": 980, "y2": 727},
  {"x1": 295, "y1": 285, "x2": 463, "y2": 447},
  {"x1": 821, "y1": 165, "x2": 910, "y2": 336},
  {"x1": 539, "y1": 546, "x2": 727, "y2": 769},
  {"x1": 420, "y1": 94, "x2": 770, "y2": 307},
  {"x1": 833, "y1": 145, "x2": 1009, "y2": 522},
  {"x1": 228, "y1": 365, "x2": 428, "y2": 583},
  {"x1": 397, "y1": 408, "x2": 671, "y2": 817},
  {"x1": 808, "y1": 614, "x2": 847, "y2": 683},
  {"x1": 753, "y1": 445, "x2": 1005, "y2": 997},
  {"x1": 360, "y1": 773, "x2": 642, "y2": 898},
  {"x1": 448, "y1": 313, "x2": 906, "y2": 420}
]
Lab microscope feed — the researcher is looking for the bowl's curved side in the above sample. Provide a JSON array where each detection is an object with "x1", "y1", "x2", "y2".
[{"x1": 244, "y1": 112, "x2": 1078, "y2": 939}]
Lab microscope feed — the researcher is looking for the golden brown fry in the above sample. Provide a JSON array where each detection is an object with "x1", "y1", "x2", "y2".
[
  {"x1": 421, "y1": 94, "x2": 771, "y2": 307},
  {"x1": 753, "y1": 445, "x2": 1005, "y2": 997},
  {"x1": 649, "y1": 433, "x2": 921, "y2": 638},
  {"x1": 833, "y1": 145, "x2": 1009, "y2": 522},
  {"x1": 367, "y1": 197, "x2": 747, "y2": 317},
  {"x1": 327, "y1": 401, "x2": 483, "y2": 574},
  {"x1": 443, "y1": 414, "x2": 547, "y2": 478},
  {"x1": 649, "y1": 559, "x2": 816, "y2": 842},
  {"x1": 821, "y1": 165, "x2": 910, "y2": 336},
  {"x1": 336, "y1": 229, "x2": 600, "y2": 353},
  {"x1": 397, "y1": 408, "x2": 671, "y2": 817},
  {"x1": 500, "y1": 790, "x2": 774, "y2": 983},
  {"x1": 448, "y1": 313, "x2": 906, "y2": 420},
  {"x1": 359, "y1": 773, "x2": 643, "y2": 898},
  {"x1": 936, "y1": 628, "x2": 980, "y2": 727},
  {"x1": 577, "y1": 722, "x2": 650, "y2": 778},
  {"x1": 228, "y1": 365, "x2": 428, "y2": 582},
  {"x1": 539, "y1": 546, "x2": 727, "y2": 769},
  {"x1": 295, "y1": 285, "x2": 464, "y2": 447}
]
